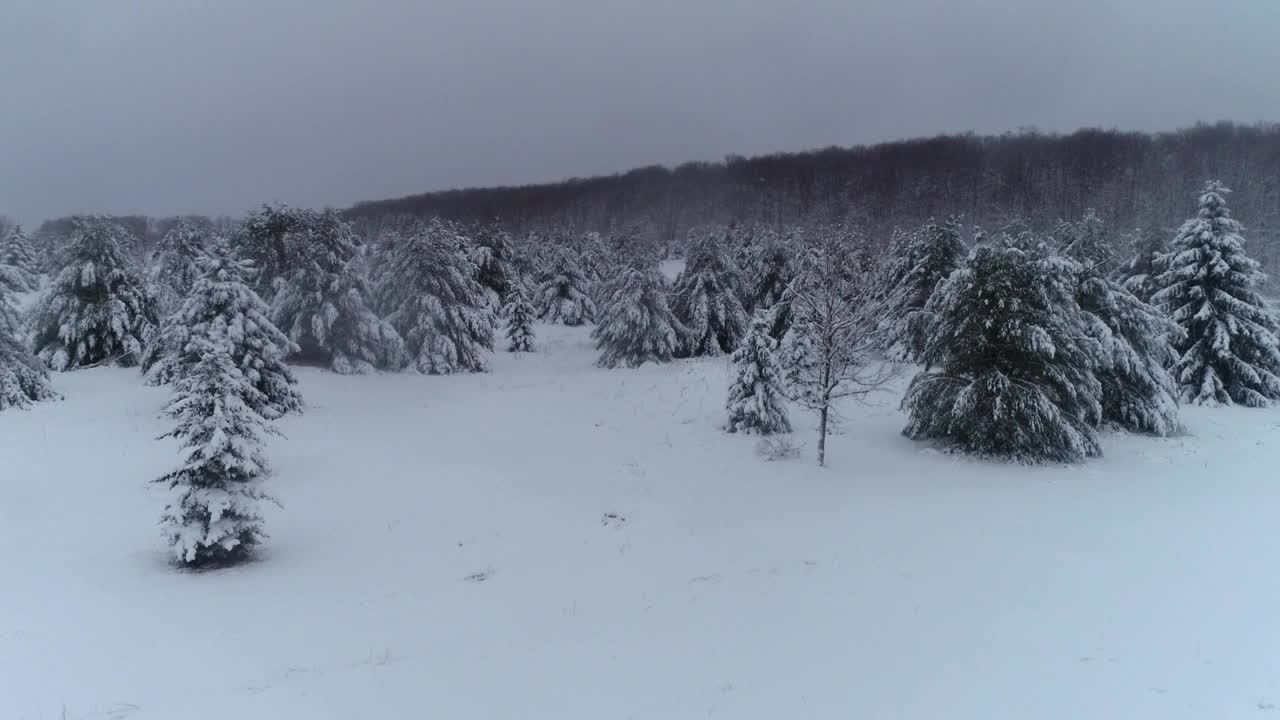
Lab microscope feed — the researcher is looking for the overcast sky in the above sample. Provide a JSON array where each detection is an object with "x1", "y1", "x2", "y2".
[{"x1": 2, "y1": 0, "x2": 1278, "y2": 227}]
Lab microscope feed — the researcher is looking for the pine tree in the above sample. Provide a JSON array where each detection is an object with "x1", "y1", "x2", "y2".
[
  {"x1": 155, "y1": 322, "x2": 277, "y2": 568},
  {"x1": 1, "y1": 226, "x2": 40, "y2": 291},
  {"x1": 29, "y1": 218, "x2": 158, "y2": 370},
  {"x1": 1055, "y1": 208, "x2": 1116, "y2": 275},
  {"x1": 148, "y1": 220, "x2": 207, "y2": 316},
  {"x1": 1075, "y1": 272, "x2": 1181, "y2": 434},
  {"x1": 472, "y1": 224, "x2": 516, "y2": 306},
  {"x1": 782, "y1": 236, "x2": 895, "y2": 466},
  {"x1": 593, "y1": 265, "x2": 683, "y2": 368},
  {"x1": 902, "y1": 239, "x2": 1105, "y2": 463},
  {"x1": 1152, "y1": 181, "x2": 1280, "y2": 406},
  {"x1": 1060, "y1": 218, "x2": 1181, "y2": 435},
  {"x1": 502, "y1": 285, "x2": 537, "y2": 352},
  {"x1": 535, "y1": 248, "x2": 597, "y2": 326},
  {"x1": 670, "y1": 235, "x2": 748, "y2": 357},
  {"x1": 235, "y1": 204, "x2": 309, "y2": 300},
  {"x1": 143, "y1": 239, "x2": 302, "y2": 418},
  {"x1": 270, "y1": 210, "x2": 403, "y2": 374},
  {"x1": 741, "y1": 227, "x2": 795, "y2": 316},
  {"x1": 725, "y1": 313, "x2": 791, "y2": 435},
  {"x1": 0, "y1": 282, "x2": 58, "y2": 411},
  {"x1": 384, "y1": 219, "x2": 496, "y2": 374},
  {"x1": 877, "y1": 217, "x2": 967, "y2": 362},
  {"x1": 1114, "y1": 228, "x2": 1167, "y2": 303}
]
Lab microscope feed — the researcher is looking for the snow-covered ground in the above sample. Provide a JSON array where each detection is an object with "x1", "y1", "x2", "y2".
[{"x1": 4, "y1": 324, "x2": 1280, "y2": 719}]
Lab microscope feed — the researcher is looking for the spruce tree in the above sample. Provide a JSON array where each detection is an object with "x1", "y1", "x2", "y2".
[
  {"x1": 877, "y1": 217, "x2": 967, "y2": 362},
  {"x1": 902, "y1": 239, "x2": 1105, "y2": 463},
  {"x1": 270, "y1": 210, "x2": 403, "y2": 374},
  {"x1": 384, "y1": 219, "x2": 496, "y2": 374},
  {"x1": 1055, "y1": 209, "x2": 1116, "y2": 275},
  {"x1": 29, "y1": 218, "x2": 158, "y2": 370},
  {"x1": 670, "y1": 235, "x2": 748, "y2": 357},
  {"x1": 236, "y1": 203, "x2": 309, "y2": 300},
  {"x1": 1152, "y1": 181, "x2": 1280, "y2": 406},
  {"x1": 0, "y1": 282, "x2": 58, "y2": 411},
  {"x1": 593, "y1": 265, "x2": 683, "y2": 368},
  {"x1": 725, "y1": 313, "x2": 791, "y2": 435},
  {"x1": 148, "y1": 220, "x2": 207, "y2": 316},
  {"x1": 1, "y1": 226, "x2": 40, "y2": 291},
  {"x1": 535, "y1": 247, "x2": 597, "y2": 326},
  {"x1": 1114, "y1": 228, "x2": 1167, "y2": 304},
  {"x1": 472, "y1": 224, "x2": 516, "y2": 306},
  {"x1": 144, "y1": 239, "x2": 302, "y2": 418},
  {"x1": 502, "y1": 285, "x2": 537, "y2": 352},
  {"x1": 155, "y1": 322, "x2": 277, "y2": 568}
]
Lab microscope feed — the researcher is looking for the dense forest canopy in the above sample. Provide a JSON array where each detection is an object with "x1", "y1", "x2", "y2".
[{"x1": 15, "y1": 122, "x2": 1280, "y2": 286}]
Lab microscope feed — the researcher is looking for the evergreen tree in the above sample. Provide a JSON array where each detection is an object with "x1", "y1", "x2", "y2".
[
  {"x1": 1152, "y1": 181, "x2": 1280, "y2": 406},
  {"x1": 1075, "y1": 271, "x2": 1181, "y2": 434},
  {"x1": 1114, "y1": 228, "x2": 1167, "y2": 304},
  {"x1": 0, "y1": 282, "x2": 58, "y2": 411},
  {"x1": 270, "y1": 210, "x2": 403, "y2": 374},
  {"x1": 902, "y1": 239, "x2": 1106, "y2": 463},
  {"x1": 741, "y1": 227, "x2": 795, "y2": 315},
  {"x1": 502, "y1": 285, "x2": 537, "y2": 352},
  {"x1": 725, "y1": 313, "x2": 792, "y2": 435},
  {"x1": 535, "y1": 247, "x2": 597, "y2": 326},
  {"x1": 670, "y1": 235, "x2": 748, "y2": 357},
  {"x1": 1055, "y1": 208, "x2": 1115, "y2": 274},
  {"x1": 29, "y1": 218, "x2": 158, "y2": 370},
  {"x1": 154, "y1": 323, "x2": 277, "y2": 568},
  {"x1": 877, "y1": 217, "x2": 967, "y2": 362},
  {"x1": 472, "y1": 224, "x2": 516, "y2": 305},
  {"x1": 592, "y1": 265, "x2": 683, "y2": 368},
  {"x1": 235, "y1": 203, "x2": 309, "y2": 300},
  {"x1": 384, "y1": 219, "x2": 496, "y2": 374},
  {"x1": 143, "y1": 239, "x2": 302, "y2": 418},
  {"x1": 148, "y1": 220, "x2": 207, "y2": 316},
  {"x1": 1, "y1": 226, "x2": 40, "y2": 291}
]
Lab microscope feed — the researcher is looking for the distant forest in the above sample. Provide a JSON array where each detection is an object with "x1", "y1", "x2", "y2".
[{"x1": 16, "y1": 121, "x2": 1280, "y2": 284}]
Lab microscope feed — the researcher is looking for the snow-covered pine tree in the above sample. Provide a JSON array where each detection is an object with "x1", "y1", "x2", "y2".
[
  {"x1": 902, "y1": 238, "x2": 1105, "y2": 463},
  {"x1": 1074, "y1": 269, "x2": 1181, "y2": 434},
  {"x1": 741, "y1": 227, "x2": 795, "y2": 315},
  {"x1": 384, "y1": 218, "x2": 496, "y2": 374},
  {"x1": 535, "y1": 247, "x2": 597, "y2": 326},
  {"x1": 1151, "y1": 181, "x2": 1280, "y2": 406},
  {"x1": 148, "y1": 220, "x2": 207, "y2": 316},
  {"x1": 154, "y1": 321, "x2": 278, "y2": 568},
  {"x1": 0, "y1": 281, "x2": 58, "y2": 411},
  {"x1": 725, "y1": 313, "x2": 791, "y2": 435},
  {"x1": 472, "y1": 224, "x2": 516, "y2": 306},
  {"x1": 782, "y1": 234, "x2": 896, "y2": 466},
  {"x1": 877, "y1": 217, "x2": 966, "y2": 362},
  {"x1": 29, "y1": 218, "x2": 158, "y2": 370},
  {"x1": 670, "y1": 234, "x2": 748, "y2": 357},
  {"x1": 1055, "y1": 208, "x2": 1116, "y2": 275},
  {"x1": 270, "y1": 210, "x2": 403, "y2": 374},
  {"x1": 1114, "y1": 228, "x2": 1167, "y2": 304},
  {"x1": 1, "y1": 226, "x2": 40, "y2": 291},
  {"x1": 502, "y1": 284, "x2": 537, "y2": 352},
  {"x1": 592, "y1": 264, "x2": 683, "y2": 368},
  {"x1": 235, "y1": 203, "x2": 309, "y2": 300},
  {"x1": 143, "y1": 239, "x2": 302, "y2": 418}
]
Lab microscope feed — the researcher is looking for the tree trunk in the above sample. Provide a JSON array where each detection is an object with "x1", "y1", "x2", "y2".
[{"x1": 817, "y1": 403, "x2": 828, "y2": 467}]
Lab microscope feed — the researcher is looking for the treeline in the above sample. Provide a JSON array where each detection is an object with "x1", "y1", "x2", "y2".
[{"x1": 343, "y1": 122, "x2": 1280, "y2": 278}]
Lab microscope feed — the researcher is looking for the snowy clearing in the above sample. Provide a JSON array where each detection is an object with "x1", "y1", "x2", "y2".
[{"x1": 4, "y1": 323, "x2": 1280, "y2": 719}]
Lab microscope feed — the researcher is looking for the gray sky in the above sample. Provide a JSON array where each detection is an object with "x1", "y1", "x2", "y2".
[{"x1": 3, "y1": 0, "x2": 1279, "y2": 227}]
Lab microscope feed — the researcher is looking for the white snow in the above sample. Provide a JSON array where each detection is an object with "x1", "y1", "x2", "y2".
[{"x1": 4, "y1": 324, "x2": 1280, "y2": 719}]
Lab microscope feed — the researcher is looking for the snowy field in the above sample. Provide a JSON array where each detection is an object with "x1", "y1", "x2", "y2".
[{"x1": 4, "y1": 323, "x2": 1280, "y2": 720}]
